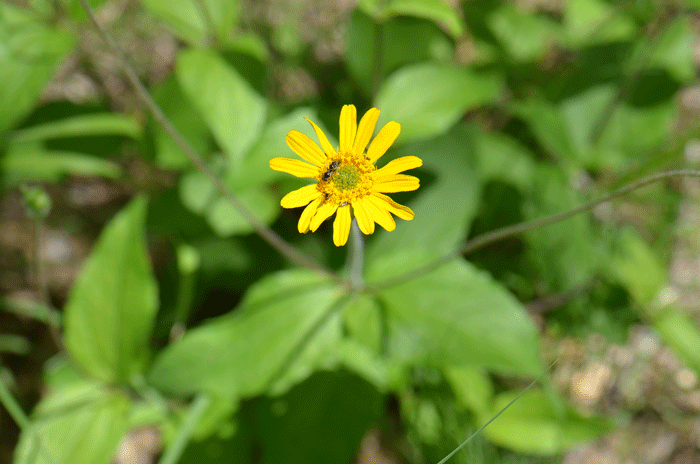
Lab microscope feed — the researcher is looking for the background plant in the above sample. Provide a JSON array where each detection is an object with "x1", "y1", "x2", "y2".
[{"x1": 2, "y1": 0, "x2": 700, "y2": 463}]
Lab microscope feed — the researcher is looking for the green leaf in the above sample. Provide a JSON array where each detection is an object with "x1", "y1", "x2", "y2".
[
  {"x1": 512, "y1": 96, "x2": 576, "y2": 161},
  {"x1": 384, "y1": 0, "x2": 463, "y2": 37},
  {"x1": 346, "y1": 11, "x2": 454, "y2": 97},
  {"x1": 444, "y1": 366, "x2": 493, "y2": 419},
  {"x1": 609, "y1": 228, "x2": 666, "y2": 305},
  {"x1": 14, "y1": 381, "x2": 130, "y2": 464},
  {"x1": 475, "y1": 132, "x2": 537, "y2": 191},
  {"x1": 148, "y1": 270, "x2": 344, "y2": 399},
  {"x1": 646, "y1": 17, "x2": 695, "y2": 83},
  {"x1": 140, "y1": 0, "x2": 239, "y2": 45},
  {"x1": 523, "y1": 165, "x2": 600, "y2": 290},
  {"x1": 564, "y1": 0, "x2": 636, "y2": 46},
  {"x1": 484, "y1": 390, "x2": 612, "y2": 455},
  {"x1": 368, "y1": 251, "x2": 541, "y2": 376},
  {"x1": 514, "y1": 86, "x2": 675, "y2": 169},
  {"x1": 369, "y1": 124, "x2": 481, "y2": 259},
  {"x1": 1, "y1": 145, "x2": 122, "y2": 185},
  {"x1": 177, "y1": 49, "x2": 266, "y2": 163},
  {"x1": 178, "y1": 170, "x2": 279, "y2": 236},
  {"x1": 487, "y1": 3, "x2": 562, "y2": 62},
  {"x1": 152, "y1": 76, "x2": 211, "y2": 170},
  {"x1": 0, "y1": 3, "x2": 75, "y2": 131},
  {"x1": 64, "y1": 197, "x2": 158, "y2": 383},
  {"x1": 653, "y1": 308, "x2": 700, "y2": 375},
  {"x1": 255, "y1": 371, "x2": 382, "y2": 464},
  {"x1": 10, "y1": 113, "x2": 141, "y2": 143},
  {"x1": 376, "y1": 63, "x2": 502, "y2": 143}
]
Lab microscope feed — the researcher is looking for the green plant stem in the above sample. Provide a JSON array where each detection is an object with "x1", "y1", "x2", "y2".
[
  {"x1": 348, "y1": 219, "x2": 364, "y2": 290},
  {"x1": 158, "y1": 394, "x2": 210, "y2": 464},
  {"x1": 76, "y1": 0, "x2": 335, "y2": 281},
  {"x1": 372, "y1": 169, "x2": 700, "y2": 290},
  {"x1": 0, "y1": 374, "x2": 30, "y2": 430}
]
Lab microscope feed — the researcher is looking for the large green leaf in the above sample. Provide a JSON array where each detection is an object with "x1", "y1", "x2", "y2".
[
  {"x1": 177, "y1": 49, "x2": 266, "y2": 163},
  {"x1": 14, "y1": 381, "x2": 130, "y2": 464},
  {"x1": 369, "y1": 124, "x2": 482, "y2": 260},
  {"x1": 375, "y1": 63, "x2": 502, "y2": 143},
  {"x1": 140, "y1": 0, "x2": 239, "y2": 45},
  {"x1": 255, "y1": 371, "x2": 382, "y2": 464},
  {"x1": 484, "y1": 390, "x2": 612, "y2": 455},
  {"x1": 368, "y1": 251, "x2": 541, "y2": 376},
  {"x1": 148, "y1": 270, "x2": 345, "y2": 399},
  {"x1": 64, "y1": 197, "x2": 158, "y2": 383},
  {"x1": 0, "y1": 4, "x2": 74, "y2": 131}
]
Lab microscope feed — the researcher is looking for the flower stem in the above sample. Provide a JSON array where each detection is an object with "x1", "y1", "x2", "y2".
[{"x1": 348, "y1": 219, "x2": 364, "y2": 289}]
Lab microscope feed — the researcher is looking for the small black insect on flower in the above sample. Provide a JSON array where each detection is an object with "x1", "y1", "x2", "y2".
[{"x1": 321, "y1": 160, "x2": 340, "y2": 182}]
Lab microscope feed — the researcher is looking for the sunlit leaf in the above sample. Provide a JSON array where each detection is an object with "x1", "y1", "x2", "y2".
[
  {"x1": 177, "y1": 49, "x2": 266, "y2": 163},
  {"x1": 0, "y1": 4, "x2": 74, "y2": 131},
  {"x1": 64, "y1": 197, "x2": 158, "y2": 383},
  {"x1": 148, "y1": 270, "x2": 345, "y2": 399},
  {"x1": 376, "y1": 63, "x2": 502, "y2": 143},
  {"x1": 484, "y1": 390, "x2": 612, "y2": 455},
  {"x1": 14, "y1": 381, "x2": 130, "y2": 464},
  {"x1": 368, "y1": 251, "x2": 541, "y2": 376}
]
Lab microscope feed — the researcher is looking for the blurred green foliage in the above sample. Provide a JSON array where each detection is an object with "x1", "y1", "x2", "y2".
[{"x1": 2, "y1": 0, "x2": 700, "y2": 463}]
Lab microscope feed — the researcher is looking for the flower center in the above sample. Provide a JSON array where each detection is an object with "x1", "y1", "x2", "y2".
[{"x1": 333, "y1": 164, "x2": 361, "y2": 191}]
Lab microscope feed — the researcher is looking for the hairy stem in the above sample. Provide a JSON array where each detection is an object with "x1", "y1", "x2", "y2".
[
  {"x1": 76, "y1": 0, "x2": 335, "y2": 280},
  {"x1": 372, "y1": 169, "x2": 700, "y2": 290}
]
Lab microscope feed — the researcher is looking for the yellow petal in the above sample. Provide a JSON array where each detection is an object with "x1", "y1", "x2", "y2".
[
  {"x1": 270, "y1": 157, "x2": 319, "y2": 178},
  {"x1": 333, "y1": 205, "x2": 351, "y2": 246},
  {"x1": 372, "y1": 174, "x2": 420, "y2": 193},
  {"x1": 352, "y1": 198, "x2": 375, "y2": 235},
  {"x1": 372, "y1": 155, "x2": 422, "y2": 178},
  {"x1": 286, "y1": 131, "x2": 326, "y2": 166},
  {"x1": 372, "y1": 193, "x2": 415, "y2": 220},
  {"x1": 353, "y1": 108, "x2": 380, "y2": 155},
  {"x1": 339, "y1": 104, "x2": 357, "y2": 153},
  {"x1": 305, "y1": 117, "x2": 336, "y2": 156},
  {"x1": 280, "y1": 184, "x2": 321, "y2": 209},
  {"x1": 309, "y1": 202, "x2": 338, "y2": 232},
  {"x1": 365, "y1": 195, "x2": 396, "y2": 231},
  {"x1": 367, "y1": 121, "x2": 401, "y2": 163},
  {"x1": 298, "y1": 197, "x2": 323, "y2": 233}
]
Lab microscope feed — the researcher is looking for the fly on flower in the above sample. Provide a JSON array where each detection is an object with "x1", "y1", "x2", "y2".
[{"x1": 270, "y1": 105, "x2": 422, "y2": 246}]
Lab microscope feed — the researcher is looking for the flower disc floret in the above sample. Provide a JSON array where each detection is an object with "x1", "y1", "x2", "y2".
[{"x1": 270, "y1": 104, "x2": 422, "y2": 246}]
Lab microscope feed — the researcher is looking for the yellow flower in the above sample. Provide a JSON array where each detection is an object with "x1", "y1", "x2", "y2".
[{"x1": 270, "y1": 105, "x2": 422, "y2": 246}]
